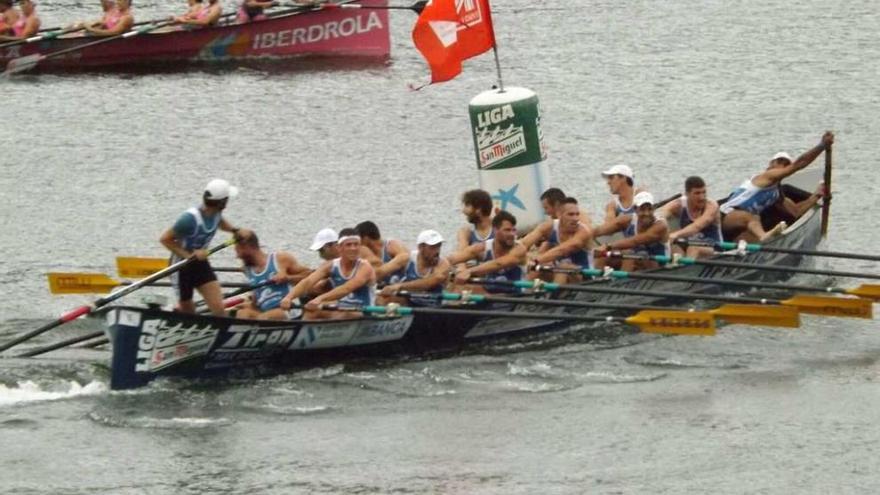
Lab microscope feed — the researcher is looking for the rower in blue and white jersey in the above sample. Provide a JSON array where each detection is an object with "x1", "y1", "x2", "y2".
[
  {"x1": 235, "y1": 233, "x2": 311, "y2": 320},
  {"x1": 521, "y1": 196, "x2": 594, "y2": 284},
  {"x1": 379, "y1": 230, "x2": 451, "y2": 306},
  {"x1": 658, "y1": 176, "x2": 723, "y2": 258},
  {"x1": 282, "y1": 228, "x2": 377, "y2": 320},
  {"x1": 720, "y1": 132, "x2": 833, "y2": 243},
  {"x1": 355, "y1": 220, "x2": 410, "y2": 284},
  {"x1": 593, "y1": 191, "x2": 669, "y2": 272},
  {"x1": 546, "y1": 218, "x2": 593, "y2": 269},
  {"x1": 159, "y1": 178, "x2": 252, "y2": 316},
  {"x1": 601, "y1": 164, "x2": 640, "y2": 221},
  {"x1": 456, "y1": 189, "x2": 495, "y2": 250},
  {"x1": 448, "y1": 211, "x2": 528, "y2": 294}
]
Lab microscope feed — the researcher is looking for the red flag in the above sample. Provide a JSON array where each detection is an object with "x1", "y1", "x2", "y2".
[{"x1": 411, "y1": 0, "x2": 497, "y2": 84}]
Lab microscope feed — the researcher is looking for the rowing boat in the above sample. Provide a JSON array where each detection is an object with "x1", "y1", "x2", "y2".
[
  {"x1": 0, "y1": 0, "x2": 390, "y2": 72},
  {"x1": 101, "y1": 169, "x2": 827, "y2": 389}
]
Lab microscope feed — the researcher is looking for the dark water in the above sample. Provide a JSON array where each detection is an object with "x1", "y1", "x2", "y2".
[{"x1": 2, "y1": 1, "x2": 879, "y2": 493}]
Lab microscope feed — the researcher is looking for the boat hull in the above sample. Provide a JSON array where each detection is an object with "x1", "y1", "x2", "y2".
[{"x1": 0, "y1": 0, "x2": 390, "y2": 71}]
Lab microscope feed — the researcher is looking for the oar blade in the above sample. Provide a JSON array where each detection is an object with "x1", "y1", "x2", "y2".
[
  {"x1": 4, "y1": 54, "x2": 42, "y2": 75},
  {"x1": 48, "y1": 272, "x2": 119, "y2": 294},
  {"x1": 710, "y1": 304, "x2": 800, "y2": 328},
  {"x1": 783, "y1": 295, "x2": 873, "y2": 319},
  {"x1": 846, "y1": 284, "x2": 880, "y2": 302},
  {"x1": 116, "y1": 256, "x2": 168, "y2": 278},
  {"x1": 625, "y1": 310, "x2": 716, "y2": 336}
]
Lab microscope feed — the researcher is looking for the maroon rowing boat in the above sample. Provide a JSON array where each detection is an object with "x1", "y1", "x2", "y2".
[{"x1": 0, "y1": 0, "x2": 390, "y2": 72}]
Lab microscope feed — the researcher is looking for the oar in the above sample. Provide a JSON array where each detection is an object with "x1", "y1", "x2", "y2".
[
  {"x1": 355, "y1": 303, "x2": 716, "y2": 336},
  {"x1": 321, "y1": 0, "x2": 427, "y2": 13},
  {"x1": 821, "y1": 143, "x2": 833, "y2": 237},
  {"x1": 16, "y1": 330, "x2": 105, "y2": 358},
  {"x1": 3, "y1": 19, "x2": 176, "y2": 76},
  {"x1": 398, "y1": 290, "x2": 800, "y2": 329},
  {"x1": 609, "y1": 252, "x2": 880, "y2": 282},
  {"x1": 544, "y1": 265, "x2": 880, "y2": 301},
  {"x1": 116, "y1": 256, "x2": 241, "y2": 278},
  {"x1": 675, "y1": 239, "x2": 880, "y2": 263},
  {"x1": 0, "y1": 25, "x2": 85, "y2": 50},
  {"x1": 0, "y1": 238, "x2": 235, "y2": 354},
  {"x1": 469, "y1": 278, "x2": 873, "y2": 320},
  {"x1": 48, "y1": 272, "x2": 253, "y2": 294}
]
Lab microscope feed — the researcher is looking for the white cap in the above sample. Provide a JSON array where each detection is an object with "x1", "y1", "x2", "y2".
[
  {"x1": 204, "y1": 179, "x2": 239, "y2": 200},
  {"x1": 416, "y1": 229, "x2": 444, "y2": 246},
  {"x1": 633, "y1": 191, "x2": 655, "y2": 207},
  {"x1": 771, "y1": 151, "x2": 793, "y2": 162},
  {"x1": 601, "y1": 164, "x2": 634, "y2": 180},
  {"x1": 309, "y1": 228, "x2": 338, "y2": 251}
]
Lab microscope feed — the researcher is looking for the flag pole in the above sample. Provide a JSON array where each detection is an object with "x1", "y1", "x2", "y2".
[{"x1": 492, "y1": 45, "x2": 504, "y2": 92}]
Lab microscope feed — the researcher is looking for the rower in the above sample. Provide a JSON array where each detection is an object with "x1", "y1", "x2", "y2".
[
  {"x1": 159, "y1": 179, "x2": 252, "y2": 316},
  {"x1": 238, "y1": 0, "x2": 273, "y2": 22},
  {"x1": 538, "y1": 186, "x2": 593, "y2": 225},
  {"x1": 594, "y1": 191, "x2": 669, "y2": 271},
  {"x1": 175, "y1": 0, "x2": 221, "y2": 27},
  {"x1": 448, "y1": 211, "x2": 528, "y2": 294},
  {"x1": 0, "y1": 0, "x2": 39, "y2": 40},
  {"x1": 355, "y1": 220, "x2": 409, "y2": 285},
  {"x1": 658, "y1": 176, "x2": 722, "y2": 258},
  {"x1": 281, "y1": 228, "x2": 377, "y2": 320},
  {"x1": 521, "y1": 197, "x2": 594, "y2": 283},
  {"x1": 720, "y1": 131, "x2": 833, "y2": 242},
  {"x1": 234, "y1": 232, "x2": 310, "y2": 320},
  {"x1": 83, "y1": 0, "x2": 133, "y2": 35},
  {"x1": 379, "y1": 229, "x2": 450, "y2": 305},
  {"x1": 310, "y1": 227, "x2": 339, "y2": 261},
  {"x1": 171, "y1": 0, "x2": 204, "y2": 23},
  {"x1": 456, "y1": 189, "x2": 494, "y2": 250},
  {"x1": 0, "y1": 0, "x2": 19, "y2": 36},
  {"x1": 601, "y1": 164, "x2": 641, "y2": 222}
]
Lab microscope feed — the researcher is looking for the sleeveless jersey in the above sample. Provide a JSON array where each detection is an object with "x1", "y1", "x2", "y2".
[
  {"x1": 481, "y1": 240, "x2": 526, "y2": 293},
  {"x1": 11, "y1": 13, "x2": 29, "y2": 36},
  {"x1": 401, "y1": 250, "x2": 442, "y2": 294},
  {"x1": 613, "y1": 195, "x2": 636, "y2": 216},
  {"x1": 467, "y1": 226, "x2": 494, "y2": 246},
  {"x1": 329, "y1": 258, "x2": 376, "y2": 308},
  {"x1": 720, "y1": 176, "x2": 781, "y2": 215},
  {"x1": 104, "y1": 9, "x2": 124, "y2": 29},
  {"x1": 623, "y1": 216, "x2": 670, "y2": 257},
  {"x1": 243, "y1": 252, "x2": 290, "y2": 311},
  {"x1": 380, "y1": 240, "x2": 406, "y2": 284},
  {"x1": 176, "y1": 207, "x2": 220, "y2": 251},
  {"x1": 547, "y1": 219, "x2": 592, "y2": 269},
  {"x1": 678, "y1": 197, "x2": 722, "y2": 243}
]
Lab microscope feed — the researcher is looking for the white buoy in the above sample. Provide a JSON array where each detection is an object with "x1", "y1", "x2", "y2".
[{"x1": 468, "y1": 87, "x2": 549, "y2": 230}]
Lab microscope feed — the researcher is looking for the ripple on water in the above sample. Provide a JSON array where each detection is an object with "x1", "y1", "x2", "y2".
[
  {"x1": 0, "y1": 380, "x2": 107, "y2": 408},
  {"x1": 86, "y1": 411, "x2": 235, "y2": 429}
]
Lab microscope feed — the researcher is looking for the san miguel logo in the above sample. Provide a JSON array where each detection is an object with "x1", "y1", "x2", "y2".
[{"x1": 475, "y1": 104, "x2": 527, "y2": 169}]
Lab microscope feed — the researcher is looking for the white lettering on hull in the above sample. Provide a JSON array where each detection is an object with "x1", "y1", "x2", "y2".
[{"x1": 252, "y1": 11, "x2": 383, "y2": 50}]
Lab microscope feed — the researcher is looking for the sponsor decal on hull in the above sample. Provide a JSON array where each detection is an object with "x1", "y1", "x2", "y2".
[
  {"x1": 252, "y1": 12, "x2": 383, "y2": 51},
  {"x1": 206, "y1": 324, "x2": 297, "y2": 367},
  {"x1": 135, "y1": 319, "x2": 219, "y2": 372}
]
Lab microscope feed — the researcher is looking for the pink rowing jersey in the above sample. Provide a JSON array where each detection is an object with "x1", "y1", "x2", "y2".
[
  {"x1": 104, "y1": 9, "x2": 124, "y2": 30},
  {"x1": 11, "y1": 14, "x2": 28, "y2": 36},
  {"x1": 196, "y1": 4, "x2": 212, "y2": 20}
]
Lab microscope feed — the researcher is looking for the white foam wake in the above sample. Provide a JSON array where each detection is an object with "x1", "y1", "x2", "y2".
[{"x1": 0, "y1": 380, "x2": 107, "y2": 407}]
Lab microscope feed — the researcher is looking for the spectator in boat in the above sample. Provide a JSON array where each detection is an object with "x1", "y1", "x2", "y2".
[
  {"x1": 355, "y1": 220, "x2": 410, "y2": 285},
  {"x1": 379, "y1": 230, "x2": 451, "y2": 305},
  {"x1": 83, "y1": 0, "x2": 133, "y2": 35},
  {"x1": 521, "y1": 197, "x2": 594, "y2": 284},
  {"x1": 281, "y1": 228, "x2": 377, "y2": 320},
  {"x1": 238, "y1": 0, "x2": 274, "y2": 22},
  {"x1": 601, "y1": 164, "x2": 644, "y2": 222},
  {"x1": 0, "y1": 0, "x2": 39, "y2": 41},
  {"x1": 159, "y1": 179, "x2": 253, "y2": 316},
  {"x1": 658, "y1": 176, "x2": 722, "y2": 258},
  {"x1": 448, "y1": 210, "x2": 528, "y2": 294},
  {"x1": 720, "y1": 131, "x2": 833, "y2": 243},
  {"x1": 593, "y1": 191, "x2": 670, "y2": 271},
  {"x1": 233, "y1": 232, "x2": 311, "y2": 321},
  {"x1": 176, "y1": 0, "x2": 221, "y2": 27},
  {"x1": 456, "y1": 189, "x2": 494, "y2": 250},
  {"x1": 0, "y1": 0, "x2": 19, "y2": 36}
]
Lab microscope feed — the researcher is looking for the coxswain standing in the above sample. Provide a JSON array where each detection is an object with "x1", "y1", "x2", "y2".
[
  {"x1": 0, "y1": 0, "x2": 39, "y2": 41},
  {"x1": 379, "y1": 229, "x2": 451, "y2": 305},
  {"x1": 159, "y1": 179, "x2": 252, "y2": 316},
  {"x1": 448, "y1": 211, "x2": 528, "y2": 294},
  {"x1": 83, "y1": 0, "x2": 132, "y2": 35},
  {"x1": 521, "y1": 197, "x2": 594, "y2": 283},
  {"x1": 234, "y1": 232, "x2": 311, "y2": 320},
  {"x1": 594, "y1": 191, "x2": 670, "y2": 271},
  {"x1": 657, "y1": 176, "x2": 722, "y2": 258},
  {"x1": 281, "y1": 228, "x2": 377, "y2": 320},
  {"x1": 355, "y1": 221, "x2": 409, "y2": 285},
  {"x1": 720, "y1": 131, "x2": 833, "y2": 243}
]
